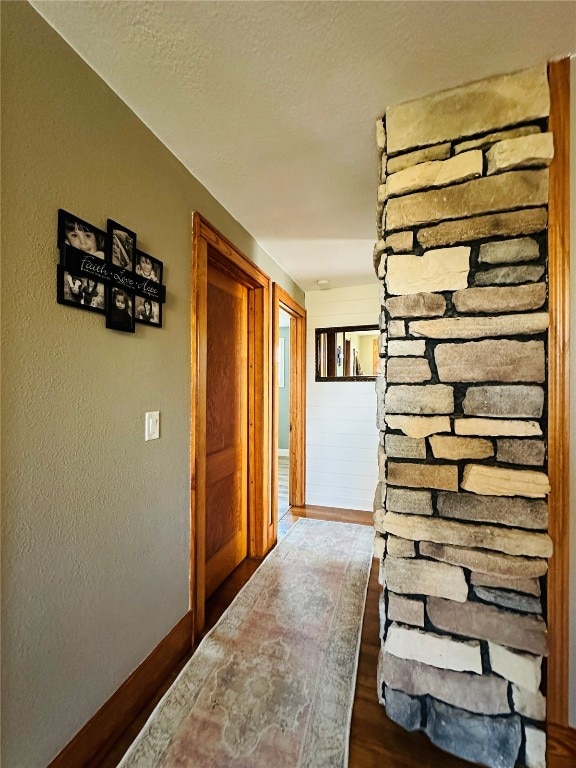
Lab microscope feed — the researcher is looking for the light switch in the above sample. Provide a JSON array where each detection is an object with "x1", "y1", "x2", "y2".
[{"x1": 145, "y1": 411, "x2": 160, "y2": 441}]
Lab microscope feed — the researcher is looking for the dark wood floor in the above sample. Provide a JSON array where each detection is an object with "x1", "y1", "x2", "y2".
[{"x1": 98, "y1": 505, "x2": 473, "y2": 768}]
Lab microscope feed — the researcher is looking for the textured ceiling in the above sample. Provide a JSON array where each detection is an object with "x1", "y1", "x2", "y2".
[{"x1": 32, "y1": 1, "x2": 576, "y2": 291}]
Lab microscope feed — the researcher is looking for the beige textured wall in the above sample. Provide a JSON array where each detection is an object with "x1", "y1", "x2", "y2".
[{"x1": 0, "y1": 4, "x2": 303, "y2": 766}]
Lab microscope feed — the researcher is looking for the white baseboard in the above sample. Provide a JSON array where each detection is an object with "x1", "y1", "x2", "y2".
[{"x1": 277, "y1": 448, "x2": 289, "y2": 457}]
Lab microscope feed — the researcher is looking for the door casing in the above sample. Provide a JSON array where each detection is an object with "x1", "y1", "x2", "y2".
[
  {"x1": 271, "y1": 284, "x2": 306, "y2": 542},
  {"x1": 191, "y1": 213, "x2": 271, "y2": 639}
]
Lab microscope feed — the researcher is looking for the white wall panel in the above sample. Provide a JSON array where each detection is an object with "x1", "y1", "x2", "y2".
[{"x1": 306, "y1": 284, "x2": 380, "y2": 511}]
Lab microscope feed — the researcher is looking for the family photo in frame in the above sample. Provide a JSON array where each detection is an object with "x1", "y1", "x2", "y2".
[
  {"x1": 108, "y1": 219, "x2": 136, "y2": 272},
  {"x1": 56, "y1": 209, "x2": 165, "y2": 331}
]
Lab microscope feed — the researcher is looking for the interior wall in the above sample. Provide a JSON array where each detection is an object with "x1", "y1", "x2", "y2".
[
  {"x1": 569, "y1": 53, "x2": 575, "y2": 729},
  {"x1": 278, "y1": 325, "x2": 290, "y2": 451},
  {"x1": 0, "y1": 4, "x2": 303, "y2": 767},
  {"x1": 306, "y1": 284, "x2": 380, "y2": 511}
]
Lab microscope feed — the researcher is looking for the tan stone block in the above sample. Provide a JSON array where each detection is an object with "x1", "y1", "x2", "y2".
[
  {"x1": 378, "y1": 443, "x2": 386, "y2": 477},
  {"x1": 385, "y1": 623, "x2": 481, "y2": 671},
  {"x1": 384, "y1": 557, "x2": 468, "y2": 603},
  {"x1": 386, "y1": 65, "x2": 549, "y2": 153},
  {"x1": 373, "y1": 481, "x2": 384, "y2": 513},
  {"x1": 462, "y1": 464, "x2": 550, "y2": 499},
  {"x1": 387, "y1": 339, "x2": 426, "y2": 356},
  {"x1": 386, "y1": 151, "x2": 483, "y2": 198},
  {"x1": 385, "y1": 384, "x2": 454, "y2": 415},
  {"x1": 375, "y1": 237, "x2": 386, "y2": 254},
  {"x1": 373, "y1": 508, "x2": 387, "y2": 536},
  {"x1": 471, "y1": 572, "x2": 541, "y2": 597},
  {"x1": 387, "y1": 462, "x2": 459, "y2": 492},
  {"x1": 385, "y1": 435, "x2": 427, "y2": 460},
  {"x1": 386, "y1": 230, "x2": 413, "y2": 253},
  {"x1": 486, "y1": 132, "x2": 554, "y2": 175},
  {"x1": 463, "y1": 385, "x2": 544, "y2": 419},
  {"x1": 386, "y1": 487, "x2": 433, "y2": 515},
  {"x1": 418, "y1": 208, "x2": 548, "y2": 249},
  {"x1": 462, "y1": 418, "x2": 538, "y2": 447},
  {"x1": 387, "y1": 170, "x2": 548, "y2": 231},
  {"x1": 379, "y1": 648, "x2": 511, "y2": 715},
  {"x1": 452, "y1": 283, "x2": 547, "y2": 314},
  {"x1": 435, "y1": 340, "x2": 545, "y2": 383},
  {"x1": 475, "y1": 264, "x2": 545, "y2": 286},
  {"x1": 478, "y1": 237, "x2": 539, "y2": 264},
  {"x1": 454, "y1": 125, "x2": 541, "y2": 154},
  {"x1": 387, "y1": 535, "x2": 416, "y2": 558},
  {"x1": 386, "y1": 292, "x2": 446, "y2": 318},
  {"x1": 488, "y1": 643, "x2": 542, "y2": 691},
  {"x1": 437, "y1": 491, "x2": 548, "y2": 530},
  {"x1": 387, "y1": 143, "x2": 451, "y2": 174},
  {"x1": 409, "y1": 312, "x2": 548, "y2": 340},
  {"x1": 376, "y1": 118, "x2": 386, "y2": 151},
  {"x1": 388, "y1": 319, "x2": 406, "y2": 338},
  {"x1": 386, "y1": 415, "x2": 451, "y2": 438},
  {"x1": 512, "y1": 685, "x2": 546, "y2": 721},
  {"x1": 380, "y1": 511, "x2": 552, "y2": 558},
  {"x1": 373, "y1": 533, "x2": 386, "y2": 561},
  {"x1": 380, "y1": 152, "x2": 387, "y2": 182},
  {"x1": 421, "y1": 541, "x2": 548, "y2": 579},
  {"x1": 388, "y1": 593, "x2": 424, "y2": 625},
  {"x1": 377, "y1": 183, "x2": 387, "y2": 203},
  {"x1": 386, "y1": 357, "x2": 432, "y2": 383},
  {"x1": 378, "y1": 331, "x2": 387, "y2": 356},
  {"x1": 428, "y1": 597, "x2": 548, "y2": 656},
  {"x1": 497, "y1": 439, "x2": 546, "y2": 466},
  {"x1": 429, "y1": 435, "x2": 493, "y2": 460},
  {"x1": 386, "y1": 247, "x2": 470, "y2": 295}
]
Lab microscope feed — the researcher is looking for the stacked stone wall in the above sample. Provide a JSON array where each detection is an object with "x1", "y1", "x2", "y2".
[{"x1": 374, "y1": 65, "x2": 553, "y2": 768}]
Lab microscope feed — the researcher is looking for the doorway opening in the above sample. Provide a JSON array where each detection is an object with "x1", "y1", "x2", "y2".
[
  {"x1": 271, "y1": 284, "x2": 306, "y2": 542},
  {"x1": 191, "y1": 213, "x2": 271, "y2": 641},
  {"x1": 277, "y1": 308, "x2": 291, "y2": 522}
]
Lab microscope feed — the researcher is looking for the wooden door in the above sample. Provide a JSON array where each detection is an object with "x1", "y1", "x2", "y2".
[
  {"x1": 192, "y1": 213, "x2": 271, "y2": 639},
  {"x1": 205, "y1": 259, "x2": 248, "y2": 597}
]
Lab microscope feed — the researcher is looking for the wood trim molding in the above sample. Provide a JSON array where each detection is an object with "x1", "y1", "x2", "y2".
[
  {"x1": 271, "y1": 283, "x2": 307, "y2": 544},
  {"x1": 547, "y1": 722, "x2": 576, "y2": 768},
  {"x1": 47, "y1": 612, "x2": 192, "y2": 768},
  {"x1": 191, "y1": 213, "x2": 271, "y2": 638},
  {"x1": 546, "y1": 58, "x2": 571, "y2": 728}
]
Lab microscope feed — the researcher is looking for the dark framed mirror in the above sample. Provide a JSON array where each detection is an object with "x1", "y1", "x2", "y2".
[{"x1": 315, "y1": 324, "x2": 379, "y2": 381}]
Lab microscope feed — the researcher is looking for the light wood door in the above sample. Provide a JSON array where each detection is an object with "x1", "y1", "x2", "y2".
[{"x1": 205, "y1": 260, "x2": 248, "y2": 598}]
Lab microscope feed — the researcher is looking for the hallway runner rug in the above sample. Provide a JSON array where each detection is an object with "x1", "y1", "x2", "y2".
[{"x1": 118, "y1": 518, "x2": 374, "y2": 768}]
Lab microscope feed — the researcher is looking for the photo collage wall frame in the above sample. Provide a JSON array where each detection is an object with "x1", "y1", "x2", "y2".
[{"x1": 56, "y1": 210, "x2": 166, "y2": 332}]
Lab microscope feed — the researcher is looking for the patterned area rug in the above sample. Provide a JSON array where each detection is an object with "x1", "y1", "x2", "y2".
[{"x1": 118, "y1": 519, "x2": 374, "y2": 768}]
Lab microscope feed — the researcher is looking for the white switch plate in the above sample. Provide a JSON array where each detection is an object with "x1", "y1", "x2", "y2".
[{"x1": 145, "y1": 411, "x2": 160, "y2": 441}]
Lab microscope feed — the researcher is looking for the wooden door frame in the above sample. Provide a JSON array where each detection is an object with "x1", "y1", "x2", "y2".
[
  {"x1": 547, "y1": 58, "x2": 572, "y2": 741},
  {"x1": 191, "y1": 213, "x2": 270, "y2": 640},
  {"x1": 271, "y1": 284, "x2": 306, "y2": 543}
]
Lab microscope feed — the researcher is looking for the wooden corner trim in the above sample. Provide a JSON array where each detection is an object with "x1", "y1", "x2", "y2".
[
  {"x1": 548, "y1": 722, "x2": 576, "y2": 768},
  {"x1": 546, "y1": 57, "x2": 571, "y2": 728},
  {"x1": 47, "y1": 611, "x2": 192, "y2": 768}
]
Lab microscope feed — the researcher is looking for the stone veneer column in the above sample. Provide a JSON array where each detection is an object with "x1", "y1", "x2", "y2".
[{"x1": 374, "y1": 65, "x2": 554, "y2": 768}]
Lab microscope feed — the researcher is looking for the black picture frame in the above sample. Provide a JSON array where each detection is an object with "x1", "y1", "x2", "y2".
[
  {"x1": 106, "y1": 286, "x2": 136, "y2": 333},
  {"x1": 57, "y1": 209, "x2": 107, "y2": 262},
  {"x1": 135, "y1": 295, "x2": 162, "y2": 327},
  {"x1": 56, "y1": 265, "x2": 106, "y2": 314},
  {"x1": 107, "y1": 219, "x2": 137, "y2": 272},
  {"x1": 135, "y1": 250, "x2": 163, "y2": 285}
]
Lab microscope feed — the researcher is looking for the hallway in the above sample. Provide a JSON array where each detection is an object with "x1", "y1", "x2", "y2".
[{"x1": 99, "y1": 506, "x2": 471, "y2": 768}]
